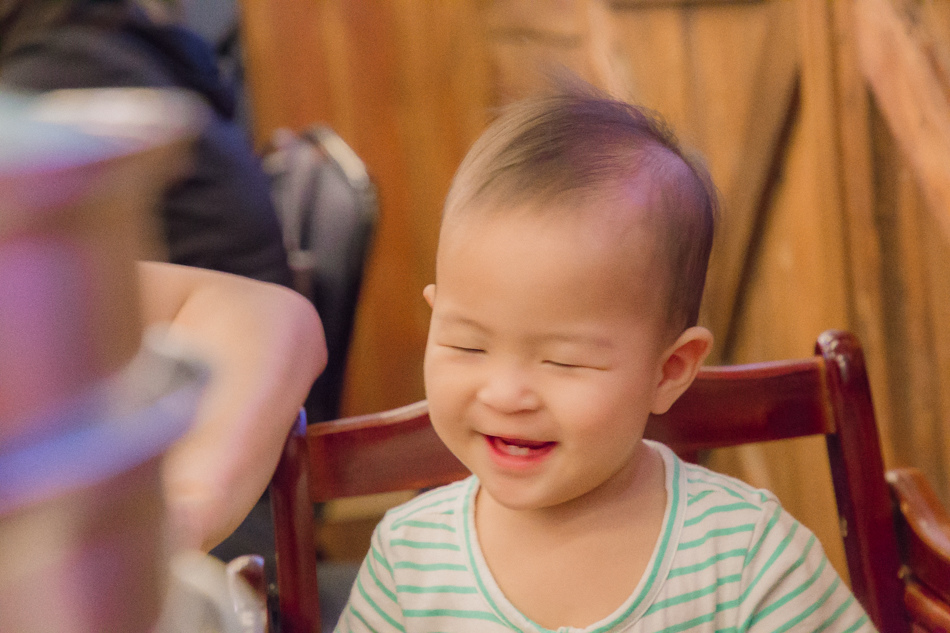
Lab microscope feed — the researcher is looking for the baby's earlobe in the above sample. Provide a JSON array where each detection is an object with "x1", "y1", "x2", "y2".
[{"x1": 423, "y1": 284, "x2": 436, "y2": 308}]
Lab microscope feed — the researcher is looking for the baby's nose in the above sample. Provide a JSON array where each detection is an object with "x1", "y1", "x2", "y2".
[{"x1": 476, "y1": 365, "x2": 540, "y2": 413}]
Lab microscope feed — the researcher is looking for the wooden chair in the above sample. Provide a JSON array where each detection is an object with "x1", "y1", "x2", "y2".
[
  {"x1": 888, "y1": 467, "x2": 950, "y2": 632},
  {"x1": 268, "y1": 330, "x2": 939, "y2": 632}
]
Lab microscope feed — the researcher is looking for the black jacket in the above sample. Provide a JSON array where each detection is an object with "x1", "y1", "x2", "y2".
[{"x1": 0, "y1": 3, "x2": 293, "y2": 286}]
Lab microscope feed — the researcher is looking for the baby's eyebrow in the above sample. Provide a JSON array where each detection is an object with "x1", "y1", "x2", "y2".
[
  {"x1": 435, "y1": 313, "x2": 615, "y2": 349},
  {"x1": 434, "y1": 312, "x2": 490, "y2": 333},
  {"x1": 533, "y1": 333, "x2": 615, "y2": 350}
]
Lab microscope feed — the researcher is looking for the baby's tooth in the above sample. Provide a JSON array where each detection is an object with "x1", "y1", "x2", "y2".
[{"x1": 504, "y1": 444, "x2": 531, "y2": 456}]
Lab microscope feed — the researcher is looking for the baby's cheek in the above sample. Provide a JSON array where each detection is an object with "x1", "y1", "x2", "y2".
[
  {"x1": 544, "y1": 376, "x2": 606, "y2": 408},
  {"x1": 424, "y1": 370, "x2": 472, "y2": 423},
  {"x1": 423, "y1": 349, "x2": 450, "y2": 391},
  {"x1": 551, "y1": 381, "x2": 646, "y2": 432},
  {"x1": 426, "y1": 360, "x2": 463, "y2": 392}
]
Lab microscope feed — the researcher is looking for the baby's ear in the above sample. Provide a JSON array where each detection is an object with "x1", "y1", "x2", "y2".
[
  {"x1": 423, "y1": 284, "x2": 436, "y2": 308},
  {"x1": 651, "y1": 327, "x2": 713, "y2": 415}
]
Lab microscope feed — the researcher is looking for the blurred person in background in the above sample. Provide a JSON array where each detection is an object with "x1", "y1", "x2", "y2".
[
  {"x1": 0, "y1": 0, "x2": 317, "y2": 551},
  {"x1": 0, "y1": 0, "x2": 293, "y2": 287}
]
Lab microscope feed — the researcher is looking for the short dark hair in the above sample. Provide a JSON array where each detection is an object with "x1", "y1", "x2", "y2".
[{"x1": 443, "y1": 90, "x2": 718, "y2": 332}]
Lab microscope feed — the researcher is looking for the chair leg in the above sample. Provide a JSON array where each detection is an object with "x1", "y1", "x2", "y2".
[{"x1": 271, "y1": 412, "x2": 321, "y2": 633}]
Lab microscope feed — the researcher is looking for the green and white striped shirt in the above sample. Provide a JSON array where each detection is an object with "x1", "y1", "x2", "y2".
[{"x1": 336, "y1": 441, "x2": 875, "y2": 632}]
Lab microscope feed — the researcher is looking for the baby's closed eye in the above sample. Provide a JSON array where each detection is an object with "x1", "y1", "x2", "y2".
[
  {"x1": 542, "y1": 357, "x2": 607, "y2": 371},
  {"x1": 543, "y1": 359, "x2": 584, "y2": 368},
  {"x1": 450, "y1": 345, "x2": 485, "y2": 354},
  {"x1": 435, "y1": 336, "x2": 487, "y2": 354}
]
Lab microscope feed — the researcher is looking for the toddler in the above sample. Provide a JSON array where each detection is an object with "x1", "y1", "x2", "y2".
[{"x1": 337, "y1": 91, "x2": 874, "y2": 632}]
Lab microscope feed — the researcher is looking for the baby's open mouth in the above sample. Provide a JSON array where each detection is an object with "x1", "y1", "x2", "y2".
[{"x1": 488, "y1": 435, "x2": 556, "y2": 457}]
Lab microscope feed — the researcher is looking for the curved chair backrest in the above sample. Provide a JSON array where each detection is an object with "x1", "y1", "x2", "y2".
[
  {"x1": 269, "y1": 330, "x2": 907, "y2": 633},
  {"x1": 888, "y1": 467, "x2": 950, "y2": 632}
]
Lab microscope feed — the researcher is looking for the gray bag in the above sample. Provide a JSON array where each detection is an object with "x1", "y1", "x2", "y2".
[{"x1": 264, "y1": 126, "x2": 378, "y2": 422}]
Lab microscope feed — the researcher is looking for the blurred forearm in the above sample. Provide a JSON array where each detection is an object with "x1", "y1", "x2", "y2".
[{"x1": 138, "y1": 261, "x2": 326, "y2": 551}]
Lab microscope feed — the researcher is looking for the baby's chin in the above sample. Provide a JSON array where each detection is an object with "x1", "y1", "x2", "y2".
[{"x1": 475, "y1": 478, "x2": 597, "y2": 515}]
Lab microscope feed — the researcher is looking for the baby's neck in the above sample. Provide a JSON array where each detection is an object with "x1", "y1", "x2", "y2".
[{"x1": 475, "y1": 441, "x2": 668, "y2": 629}]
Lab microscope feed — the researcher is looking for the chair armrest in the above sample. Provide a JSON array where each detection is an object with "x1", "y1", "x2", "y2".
[{"x1": 887, "y1": 467, "x2": 950, "y2": 607}]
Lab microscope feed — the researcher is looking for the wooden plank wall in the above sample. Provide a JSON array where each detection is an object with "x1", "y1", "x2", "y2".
[
  {"x1": 853, "y1": 0, "x2": 950, "y2": 501},
  {"x1": 241, "y1": 0, "x2": 494, "y2": 416},
  {"x1": 239, "y1": 0, "x2": 950, "y2": 580}
]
